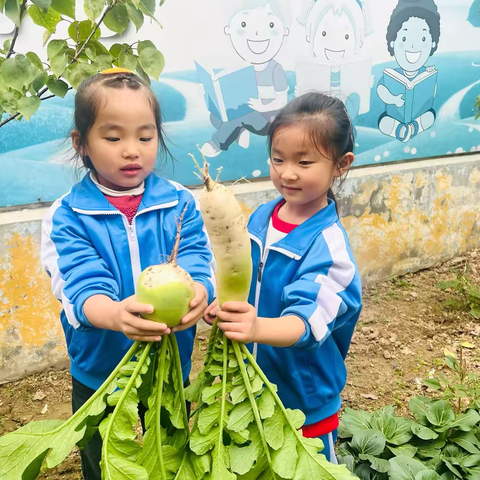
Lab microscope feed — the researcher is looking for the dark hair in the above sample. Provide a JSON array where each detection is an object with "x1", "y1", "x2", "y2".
[
  {"x1": 267, "y1": 92, "x2": 355, "y2": 209},
  {"x1": 72, "y1": 71, "x2": 169, "y2": 170},
  {"x1": 386, "y1": 1, "x2": 441, "y2": 56}
]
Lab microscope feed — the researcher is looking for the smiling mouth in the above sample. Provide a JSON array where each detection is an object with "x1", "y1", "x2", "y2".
[
  {"x1": 247, "y1": 39, "x2": 270, "y2": 55},
  {"x1": 405, "y1": 51, "x2": 422, "y2": 64},
  {"x1": 282, "y1": 185, "x2": 301, "y2": 191},
  {"x1": 325, "y1": 48, "x2": 345, "y2": 61}
]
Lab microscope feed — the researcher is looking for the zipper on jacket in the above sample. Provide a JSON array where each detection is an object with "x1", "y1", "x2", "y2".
[
  {"x1": 122, "y1": 216, "x2": 142, "y2": 290},
  {"x1": 257, "y1": 261, "x2": 264, "y2": 282}
]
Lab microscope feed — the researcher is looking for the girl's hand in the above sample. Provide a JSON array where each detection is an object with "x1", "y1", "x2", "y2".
[
  {"x1": 115, "y1": 295, "x2": 171, "y2": 342},
  {"x1": 217, "y1": 302, "x2": 257, "y2": 343},
  {"x1": 204, "y1": 299, "x2": 220, "y2": 325},
  {"x1": 172, "y1": 282, "x2": 208, "y2": 332}
]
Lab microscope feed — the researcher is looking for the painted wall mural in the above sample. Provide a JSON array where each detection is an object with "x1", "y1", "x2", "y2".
[{"x1": 1, "y1": 0, "x2": 480, "y2": 208}]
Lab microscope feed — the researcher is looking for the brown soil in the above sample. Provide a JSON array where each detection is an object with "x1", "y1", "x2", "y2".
[{"x1": 1, "y1": 251, "x2": 479, "y2": 479}]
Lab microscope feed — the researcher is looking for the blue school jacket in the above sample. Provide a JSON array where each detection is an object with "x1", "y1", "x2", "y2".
[
  {"x1": 41, "y1": 173, "x2": 215, "y2": 390},
  {"x1": 248, "y1": 198, "x2": 362, "y2": 425}
]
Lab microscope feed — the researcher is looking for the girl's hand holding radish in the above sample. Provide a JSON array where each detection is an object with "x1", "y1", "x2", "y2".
[
  {"x1": 216, "y1": 301, "x2": 258, "y2": 343},
  {"x1": 172, "y1": 282, "x2": 208, "y2": 332},
  {"x1": 204, "y1": 299, "x2": 220, "y2": 325},
  {"x1": 84, "y1": 294, "x2": 171, "y2": 342}
]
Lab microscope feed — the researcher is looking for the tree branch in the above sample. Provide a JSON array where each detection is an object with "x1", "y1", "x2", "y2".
[
  {"x1": 0, "y1": 1, "x2": 116, "y2": 128},
  {"x1": 6, "y1": 0, "x2": 28, "y2": 59}
]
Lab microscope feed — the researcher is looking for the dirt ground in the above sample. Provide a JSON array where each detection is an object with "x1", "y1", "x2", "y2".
[{"x1": 1, "y1": 251, "x2": 479, "y2": 479}]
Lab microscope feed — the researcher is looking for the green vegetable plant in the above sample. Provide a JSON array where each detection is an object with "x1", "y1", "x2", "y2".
[
  {"x1": 436, "y1": 273, "x2": 480, "y2": 320},
  {"x1": 179, "y1": 322, "x2": 357, "y2": 479},
  {"x1": 337, "y1": 399, "x2": 480, "y2": 479},
  {"x1": 0, "y1": 0, "x2": 166, "y2": 127},
  {"x1": 424, "y1": 350, "x2": 480, "y2": 414}
]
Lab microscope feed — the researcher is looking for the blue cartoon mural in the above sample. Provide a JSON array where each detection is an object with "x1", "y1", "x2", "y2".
[
  {"x1": 377, "y1": 0, "x2": 440, "y2": 142},
  {"x1": 1, "y1": 0, "x2": 480, "y2": 209},
  {"x1": 197, "y1": 0, "x2": 291, "y2": 158},
  {"x1": 295, "y1": 0, "x2": 373, "y2": 132}
]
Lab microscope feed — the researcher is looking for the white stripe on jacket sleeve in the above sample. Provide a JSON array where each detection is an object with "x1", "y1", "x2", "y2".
[
  {"x1": 41, "y1": 194, "x2": 80, "y2": 329},
  {"x1": 308, "y1": 223, "x2": 356, "y2": 342}
]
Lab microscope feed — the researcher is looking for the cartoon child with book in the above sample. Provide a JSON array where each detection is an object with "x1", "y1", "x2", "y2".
[
  {"x1": 377, "y1": 0, "x2": 441, "y2": 143},
  {"x1": 198, "y1": 0, "x2": 291, "y2": 158},
  {"x1": 295, "y1": 0, "x2": 373, "y2": 126}
]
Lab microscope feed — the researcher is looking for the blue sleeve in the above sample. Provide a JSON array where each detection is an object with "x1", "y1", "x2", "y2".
[
  {"x1": 41, "y1": 201, "x2": 120, "y2": 331},
  {"x1": 280, "y1": 230, "x2": 360, "y2": 351},
  {"x1": 175, "y1": 192, "x2": 216, "y2": 305}
]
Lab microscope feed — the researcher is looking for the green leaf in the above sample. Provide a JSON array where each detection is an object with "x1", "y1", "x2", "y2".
[
  {"x1": 31, "y1": 0, "x2": 52, "y2": 13},
  {"x1": 0, "y1": 91, "x2": 21, "y2": 115},
  {"x1": 272, "y1": 427, "x2": 298, "y2": 479},
  {"x1": 68, "y1": 20, "x2": 101, "y2": 42},
  {"x1": 230, "y1": 424, "x2": 263, "y2": 475},
  {"x1": 451, "y1": 431, "x2": 480, "y2": 454},
  {"x1": 190, "y1": 426, "x2": 219, "y2": 455},
  {"x1": 210, "y1": 444, "x2": 236, "y2": 480},
  {"x1": 426, "y1": 400, "x2": 455, "y2": 428},
  {"x1": 66, "y1": 62, "x2": 97, "y2": 89},
  {"x1": 43, "y1": 29, "x2": 52, "y2": 46},
  {"x1": 118, "y1": 51, "x2": 138, "y2": 71},
  {"x1": 25, "y1": 52, "x2": 44, "y2": 72},
  {"x1": 139, "y1": 0, "x2": 155, "y2": 18},
  {"x1": 341, "y1": 408, "x2": 373, "y2": 435},
  {"x1": 440, "y1": 410, "x2": 480, "y2": 433},
  {"x1": 50, "y1": 54, "x2": 67, "y2": 78},
  {"x1": 424, "y1": 379, "x2": 442, "y2": 390},
  {"x1": 359, "y1": 454, "x2": 391, "y2": 473},
  {"x1": 350, "y1": 429, "x2": 386, "y2": 456},
  {"x1": 231, "y1": 383, "x2": 247, "y2": 405},
  {"x1": 33, "y1": 71, "x2": 48, "y2": 92},
  {"x1": 202, "y1": 382, "x2": 222, "y2": 405},
  {"x1": 257, "y1": 388, "x2": 275, "y2": 419},
  {"x1": 264, "y1": 406, "x2": 285, "y2": 450},
  {"x1": 388, "y1": 444, "x2": 418, "y2": 458},
  {"x1": 371, "y1": 412, "x2": 397, "y2": 440},
  {"x1": 443, "y1": 459, "x2": 463, "y2": 479},
  {"x1": 463, "y1": 454, "x2": 480, "y2": 467},
  {"x1": 16, "y1": 95, "x2": 41, "y2": 120},
  {"x1": 415, "y1": 472, "x2": 441, "y2": 480},
  {"x1": 93, "y1": 53, "x2": 113, "y2": 71},
  {"x1": 139, "y1": 47, "x2": 165, "y2": 80},
  {"x1": 47, "y1": 39, "x2": 67, "y2": 60},
  {"x1": 0, "y1": 343, "x2": 140, "y2": 480},
  {"x1": 126, "y1": 3, "x2": 143, "y2": 31},
  {"x1": 191, "y1": 452, "x2": 211, "y2": 478},
  {"x1": 47, "y1": 77, "x2": 68, "y2": 97},
  {"x1": 0, "y1": 55, "x2": 37, "y2": 92},
  {"x1": 410, "y1": 397, "x2": 433, "y2": 425},
  {"x1": 28, "y1": 5, "x2": 61, "y2": 33},
  {"x1": 84, "y1": 0, "x2": 104, "y2": 20},
  {"x1": 137, "y1": 39, "x2": 156, "y2": 53},
  {"x1": 227, "y1": 400, "x2": 254, "y2": 433},
  {"x1": 5, "y1": 0, "x2": 20, "y2": 26},
  {"x1": 293, "y1": 437, "x2": 357, "y2": 479},
  {"x1": 412, "y1": 424, "x2": 439, "y2": 440},
  {"x1": 135, "y1": 64, "x2": 150, "y2": 85},
  {"x1": 104, "y1": 4, "x2": 129, "y2": 34},
  {"x1": 389, "y1": 455, "x2": 430, "y2": 480},
  {"x1": 198, "y1": 402, "x2": 221, "y2": 435},
  {"x1": 50, "y1": 0, "x2": 74, "y2": 18}
]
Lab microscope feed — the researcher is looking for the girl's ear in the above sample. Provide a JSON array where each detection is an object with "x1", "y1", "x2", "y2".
[
  {"x1": 71, "y1": 130, "x2": 85, "y2": 155},
  {"x1": 335, "y1": 152, "x2": 354, "y2": 178}
]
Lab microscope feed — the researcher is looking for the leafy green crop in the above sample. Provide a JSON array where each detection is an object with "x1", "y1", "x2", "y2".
[
  {"x1": 337, "y1": 399, "x2": 480, "y2": 479},
  {"x1": 182, "y1": 321, "x2": 357, "y2": 480},
  {"x1": 0, "y1": 324, "x2": 357, "y2": 479}
]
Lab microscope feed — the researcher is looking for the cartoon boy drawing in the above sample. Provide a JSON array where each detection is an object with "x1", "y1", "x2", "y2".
[
  {"x1": 200, "y1": 0, "x2": 291, "y2": 158},
  {"x1": 377, "y1": 0, "x2": 441, "y2": 143},
  {"x1": 296, "y1": 0, "x2": 373, "y2": 126}
]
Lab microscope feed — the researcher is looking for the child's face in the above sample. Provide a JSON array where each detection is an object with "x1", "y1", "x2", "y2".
[
  {"x1": 75, "y1": 88, "x2": 159, "y2": 191},
  {"x1": 311, "y1": 8, "x2": 356, "y2": 62},
  {"x1": 391, "y1": 17, "x2": 434, "y2": 72},
  {"x1": 269, "y1": 124, "x2": 347, "y2": 215},
  {"x1": 226, "y1": 5, "x2": 288, "y2": 65}
]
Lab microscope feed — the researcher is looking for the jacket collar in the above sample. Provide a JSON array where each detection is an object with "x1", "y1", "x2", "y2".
[
  {"x1": 68, "y1": 172, "x2": 179, "y2": 213},
  {"x1": 248, "y1": 196, "x2": 339, "y2": 258}
]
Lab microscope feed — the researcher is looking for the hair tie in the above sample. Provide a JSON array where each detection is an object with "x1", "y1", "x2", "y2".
[{"x1": 101, "y1": 68, "x2": 133, "y2": 75}]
